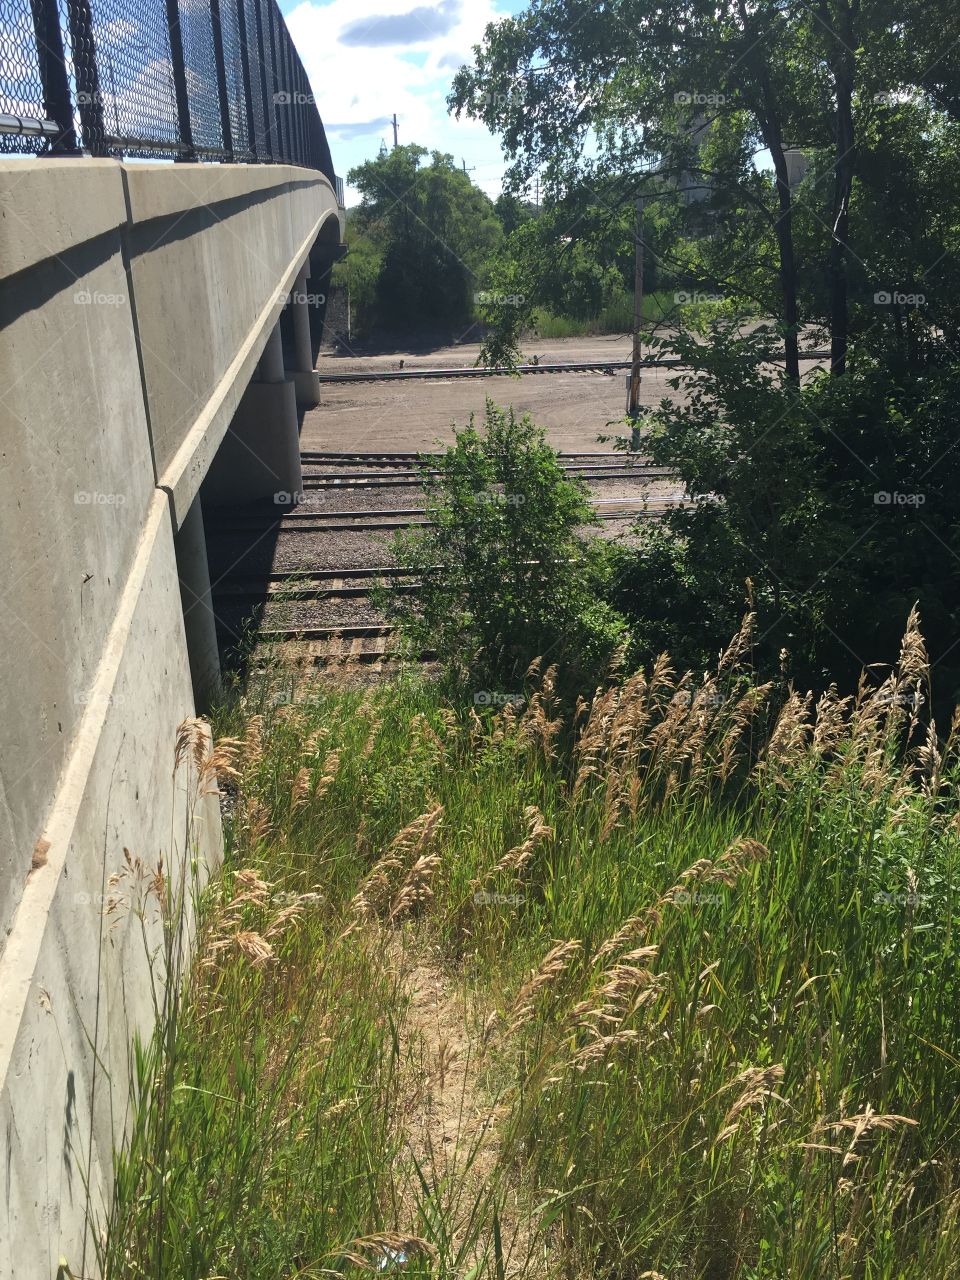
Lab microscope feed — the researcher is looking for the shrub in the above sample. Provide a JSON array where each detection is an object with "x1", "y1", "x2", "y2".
[
  {"x1": 379, "y1": 400, "x2": 631, "y2": 689},
  {"x1": 612, "y1": 322, "x2": 960, "y2": 706}
]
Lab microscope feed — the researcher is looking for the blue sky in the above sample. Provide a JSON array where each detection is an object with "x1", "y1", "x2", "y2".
[{"x1": 278, "y1": 0, "x2": 527, "y2": 203}]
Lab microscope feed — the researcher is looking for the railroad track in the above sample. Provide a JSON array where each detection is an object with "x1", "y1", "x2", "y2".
[
  {"x1": 218, "y1": 577, "x2": 419, "y2": 600},
  {"x1": 315, "y1": 353, "x2": 831, "y2": 384},
  {"x1": 296, "y1": 455, "x2": 673, "y2": 490},
  {"x1": 206, "y1": 496, "x2": 690, "y2": 537},
  {"x1": 299, "y1": 470, "x2": 670, "y2": 490},
  {"x1": 300, "y1": 451, "x2": 629, "y2": 464},
  {"x1": 317, "y1": 359, "x2": 642, "y2": 383},
  {"x1": 252, "y1": 625, "x2": 430, "y2": 667},
  {"x1": 212, "y1": 449, "x2": 691, "y2": 668}
]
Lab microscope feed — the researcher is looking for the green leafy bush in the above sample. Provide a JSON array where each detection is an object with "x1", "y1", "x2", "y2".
[
  {"x1": 380, "y1": 400, "x2": 631, "y2": 689},
  {"x1": 611, "y1": 323, "x2": 960, "y2": 706}
]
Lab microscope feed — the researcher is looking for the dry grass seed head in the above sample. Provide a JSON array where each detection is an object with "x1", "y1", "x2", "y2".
[
  {"x1": 351, "y1": 804, "x2": 444, "y2": 921},
  {"x1": 897, "y1": 605, "x2": 928, "y2": 688},
  {"x1": 241, "y1": 797, "x2": 273, "y2": 848},
  {"x1": 817, "y1": 1105, "x2": 918, "y2": 1170},
  {"x1": 173, "y1": 716, "x2": 210, "y2": 779},
  {"x1": 387, "y1": 852, "x2": 441, "y2": 923},
  {"x1": 714, "y1": 682, "x2": 774, "y2": 782},
  {"x1": 290, "y1": 766, "x2": 312, "y2": 813},
  {"x1": 208, "y1": 929, "x2": 274, "y2": 966},
  {"x1": 510, "y1": 940, "x2": 583, "y2": 1032},
  {"x1": 919, "y1": 719, "x2": 943, "y2": 797},
  {"x1": 764, "y1": 691, "x2": 813, "y2": 769},
  {"x1": 313, "y1": 750, "x2": 341, "y2": 800},
  {"x1": 361, "y1": 718, "x2": 382, "y2": 759},
  {"x1": 812, "y1": 687, "x2": 851, "y2": 758},
  {"x1": 521, "y1": 667, "x2": 562, "y2": 757},
  {"x1": 714, "y1": 1063, "x2": 786, "y2": 1144},
  {"x1": 570, "y1": 1028, "x2": 643, "y2": 1070},
  {"x1": 582, "y1": 957, "x2": 667, "y2": 1034},
  {"x1": 231, "y1": 868, "x2": 270, "y2": 905},
  {"x1": 472, "y1": 805, "x2": 552, "y2": 890},
  {"x1": 335, "y1": 1233, "x2": 438, "y2": 1270},
  {"x1": 593, "y1": 839, "x2": 766, "y2": 966},
  {"x1": 198, "y1": 737, "x2": 241, "y2": 795},
  {"x1": 242, "y1": 714, "x2": 263, "y2": 769},
  {"x1": 718, "y1": 610, "x2": 756, "y2": 673}
]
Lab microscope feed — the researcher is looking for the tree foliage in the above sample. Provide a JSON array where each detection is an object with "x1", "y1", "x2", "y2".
[
  {"x1": 379, "y1": 400, "x2": 631, "y2": 687},
  {"x1": 451, "y1": 0, "x2": 960, "y2": 372},
  {"x1": 608, "y1": 323, "x2": 960, "y2": 707},
  {"x1": 345, "y1": 144, "x2": 503, "y2": 335}
]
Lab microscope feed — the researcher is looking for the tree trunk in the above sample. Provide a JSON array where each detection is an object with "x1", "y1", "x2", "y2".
[
  {"x1": 824, "y1": 0, "x2": 857, "y2": 376},
  {"x1": 737, "y1": 0, "x2": 801, "y2": 383},
  {"x1": 768, "y1": 143, "x2": 801, "y2": 384}
]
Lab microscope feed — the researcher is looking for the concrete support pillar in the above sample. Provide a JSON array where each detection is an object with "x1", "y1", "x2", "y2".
[
  {"x1": 203, "y1": 316, "x2": 303, "y2": 507},
  {"x1": 290, "y1": 265, "x2": 321, "y2": 407},
  {"x1": 203, "y1": 377, "x2": 303, "y2": 506},
  {"x1": 258, "y1": 319, "x2": 285, "y2": 383},
  {"x1": 175, "y1": 496, "x2": 221, "y2": 713}
]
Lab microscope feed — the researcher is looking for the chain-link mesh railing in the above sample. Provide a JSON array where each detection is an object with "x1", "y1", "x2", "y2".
[
  {"x1": 0, "y1": 0, "x2": 339, "y2": 187},
  {"x1": 1, "y1": 0, "x2": 55, "y2": 152}
]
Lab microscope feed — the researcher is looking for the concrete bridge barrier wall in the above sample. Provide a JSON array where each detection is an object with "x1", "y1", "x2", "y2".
[{"x1": 0, "y1": 157, "x2": 342, "y2": 1279}]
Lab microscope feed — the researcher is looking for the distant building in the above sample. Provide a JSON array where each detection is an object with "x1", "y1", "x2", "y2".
[
  {"x1": 783, "y1": 147, "x2": 810, "y2": 189},
  {"x1": 677, "y1": 115, "x2": 713, "y2": 205}
]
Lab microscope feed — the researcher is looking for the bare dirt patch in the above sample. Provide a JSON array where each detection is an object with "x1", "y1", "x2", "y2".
[{"x1": 389, "y1": 934, "x2": 548, "y2": 1279}]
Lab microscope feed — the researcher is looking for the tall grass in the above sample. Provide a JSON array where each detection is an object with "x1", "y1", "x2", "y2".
[
  {"x1": 100, "y1": 612, "x2": 960, "y2": 1278},
  {"x1": 529, "y1": 289, "x2": 674, "y2": 338}
]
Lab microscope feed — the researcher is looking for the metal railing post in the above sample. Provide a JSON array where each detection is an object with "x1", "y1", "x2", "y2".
[
  {"x1": 65, "y1": 0, "x2": 105, "y2": 152},
  {"x1": 29, "y1": 0, "x2": 77, "y2": 152},
  {"x1": 268, "y1": 3, "x2": 285, "y2": 160},
  {"x1": 209, "y1": 0, "x2": 233, "y2": 158},
  {"x1": 235, "y1": 0, "x2": 257, "y2": 160},
  {"x1": 252, "y1": 0, "x2": 272, "y2": 160},
  {"x1": 165, "y1": 0, "x2": 196, "y2": 159},
  {"x1": 294, "y1": 55, "x2": 307, "y2": 165}
]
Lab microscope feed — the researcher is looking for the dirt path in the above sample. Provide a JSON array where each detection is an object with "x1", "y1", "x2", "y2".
[{"x1": 390, "y1": 936, "x2": 545, "y2": 1278}]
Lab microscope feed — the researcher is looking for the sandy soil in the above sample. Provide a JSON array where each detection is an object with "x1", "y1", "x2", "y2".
[
  {"x1": 300, "y1": 363, "x2": 675, "y2": 456},
  {"x1": 389, "y1": 935, "x2": 544, "y2": 1278}
]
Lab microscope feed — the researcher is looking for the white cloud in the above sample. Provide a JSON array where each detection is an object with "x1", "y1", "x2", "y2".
[{"x1": 284, "y1": 0, "x2": 518, "y2": 203}]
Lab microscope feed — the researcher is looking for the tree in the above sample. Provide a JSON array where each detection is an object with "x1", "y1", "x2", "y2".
[
  {"x1": 492, "y1": 191, "x2": 536, "y2": 234},
  {"x1": 378, "y1": 400, "x2": 631, "y2": 687},
  {"x1": 450, "y1": 0, "x2": 960, "y2": 373},
  {"x1": 603, "y1": 322, "x2": 960, "y2": 707},
  {"x1": 347, "y1": 145, "x2": 503, "y2": 334}
]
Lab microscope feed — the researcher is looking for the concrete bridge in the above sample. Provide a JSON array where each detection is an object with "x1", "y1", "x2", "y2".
[{"x1": 0, "y1": 4, "x2": 345, "y2": 1269}]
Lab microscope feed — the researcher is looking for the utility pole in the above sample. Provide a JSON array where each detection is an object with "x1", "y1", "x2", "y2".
[
  {"x1": 534, "y1": 173, "x2": 540, "y2": 211},
  {"x1": 461, "y1": 158, "x2": 475, "y2": 175},
  {"x1": 392, "y1": 113, "x2": 398, "y2": 148},
  {"x1": 626, "y1": 193, "x2": 646, "y2": 449}
]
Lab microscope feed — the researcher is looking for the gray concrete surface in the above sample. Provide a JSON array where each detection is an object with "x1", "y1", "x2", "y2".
[
  {"x1": 0, "y1": 155, "x2": 343, "y2": 1279},
  {"x1": 203, "y1": 378, "x2": 304, "y2": 506},
  {"x1": 124, "y1": 161, "x2": 341, "y2": 526}
]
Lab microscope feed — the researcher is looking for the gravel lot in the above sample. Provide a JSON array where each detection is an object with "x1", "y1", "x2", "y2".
[{"x1": 302, "y1": 335, "x2": 690, "y2": 456}]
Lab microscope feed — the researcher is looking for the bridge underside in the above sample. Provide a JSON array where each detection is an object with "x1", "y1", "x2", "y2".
[{"x1": 0, "y1": 157, "x2": 343, "y2": 1278}]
